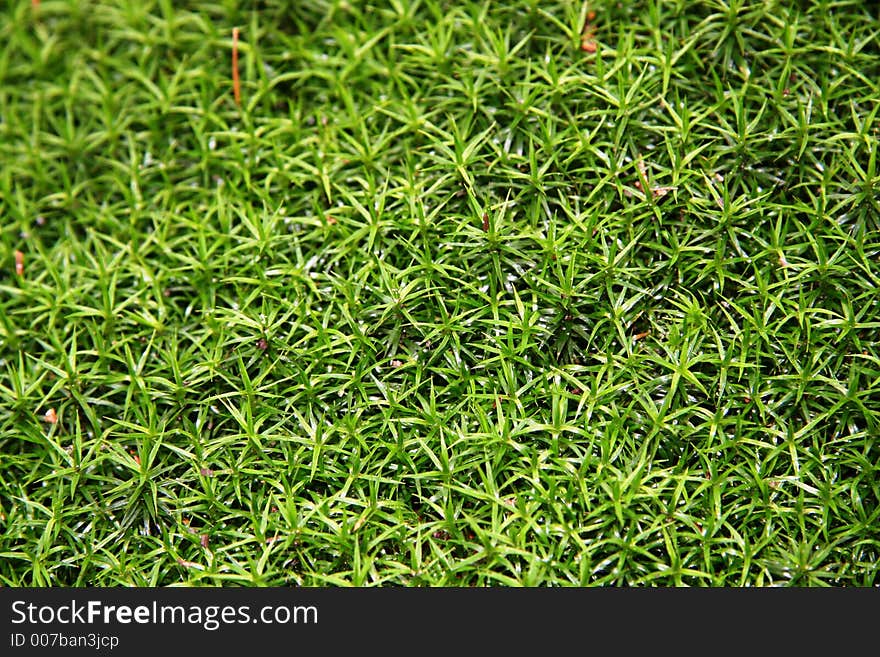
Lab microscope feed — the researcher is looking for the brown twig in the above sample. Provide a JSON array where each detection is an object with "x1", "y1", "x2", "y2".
[
  {"x1": 14, "y1": 250, "x2": 24, "y2": 277},
  {"x1": 232, "y1": 27, "x2": 241, "y2": 106},
  {"x1": 580, "y1": 10, "x2": 598, "y2": 52},
  {"x1": 630, "y1": 156, "x2": 677, "y2": 199}
]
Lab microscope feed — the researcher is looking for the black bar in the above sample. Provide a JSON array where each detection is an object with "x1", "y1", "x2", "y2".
[{"x1": 0, "y1": 587, "x2": 876, "y2": 654}]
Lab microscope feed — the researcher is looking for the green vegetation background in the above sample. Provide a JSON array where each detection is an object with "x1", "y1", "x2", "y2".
[{"x1": 0, "y1": 0, "x2": 878, "y2": 585}]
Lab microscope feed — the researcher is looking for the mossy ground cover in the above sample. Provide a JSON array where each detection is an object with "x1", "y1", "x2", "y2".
[{"x1": 1, "y1": 0, "x2": 878, "y2": 586}]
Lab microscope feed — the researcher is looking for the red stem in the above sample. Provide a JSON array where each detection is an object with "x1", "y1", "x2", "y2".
[{"x1": 232, "y1": 27, "x2": 241, "y2": 106}]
